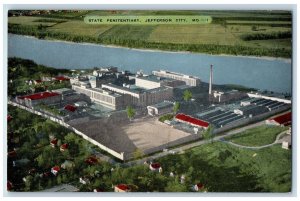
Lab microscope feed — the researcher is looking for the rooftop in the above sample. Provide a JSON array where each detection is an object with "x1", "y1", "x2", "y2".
[
  {"x1": 55, "y1": 76, "x2": 70, "y2": 81},
  {"x1": 89, "y1": 87, "x2": 123, "y2": 97},
  {"x1": 175, "y1": 113, "x2": 209, "y2": 128},
  {"x1": 154, "y1": 70, "x2": 200, "y2": 79},
  {"x1": 19, "y1": 92, "x2": 60, "y2": 100},
  {"x1": 137, "y1": 74, "x2": 169, "y2": 83},
  {"x1": 64, "y1": 104, "x2": 77, "y2": 112},
  {"x1": 148, "y1": 101, "x2": 173, "y2": 109},
  {"x1": 271, "y1": 112, "x2": 291, "y2": 125},
  {"x1": 103, "y1": 83, "x2": 142, "y2": 94},
  {"x1": 116, "y1": 184, "x2": 131, "y2": 191}
]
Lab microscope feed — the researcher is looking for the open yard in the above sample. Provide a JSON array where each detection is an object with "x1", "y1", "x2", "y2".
[
  {"x1": 122, "y1": 117, "x2": 191, "y2": 151},
  {"x1": 225, "y1": 125, "x2": 288, "y2": 146},
  {"x1": 68, "y1": 116, "x2": 192, "y2": 157}
]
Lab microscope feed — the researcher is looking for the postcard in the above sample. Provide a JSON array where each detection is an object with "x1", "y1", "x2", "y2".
[{"x1": 6, "y1": 9, "x2": 292, "y2": 194}]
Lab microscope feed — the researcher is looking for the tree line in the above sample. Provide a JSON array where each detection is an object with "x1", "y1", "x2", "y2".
[{"x1": 240, "y1": 31, "x2": 292, "y2": 41}]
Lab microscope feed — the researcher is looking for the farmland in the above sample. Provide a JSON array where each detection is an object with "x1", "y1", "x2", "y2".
[{"x1": 8, "y1": 10, "x2": 292, "y2": 57}]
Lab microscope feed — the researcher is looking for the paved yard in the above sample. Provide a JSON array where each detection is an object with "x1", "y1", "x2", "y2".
[
  {"x1": 68, "y1": 116, "x2": 191, "y2": 157},
  {"x1": 121, "y1": 117, "x2": 191, "y2": 151}
]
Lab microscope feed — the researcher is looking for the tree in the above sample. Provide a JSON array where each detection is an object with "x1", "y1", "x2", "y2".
[
  {"x1": 126, "y1": 106, "x2": 136, "y2": 120},
  {"x1": 202, "y1": 125, "x2": 214, "y2": 143},
  {"x1": 183, "y1": 90, "x2": 192, "y2": 101},
  {"x1": 173, "y1": 102, "x2": 180, "y2": 114}
]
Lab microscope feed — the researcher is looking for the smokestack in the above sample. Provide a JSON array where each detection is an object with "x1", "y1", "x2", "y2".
[{"x1": 209, "y1": 64, "x2": 213, "y2": 95}]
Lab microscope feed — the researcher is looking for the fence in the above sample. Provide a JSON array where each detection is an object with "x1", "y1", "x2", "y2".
[{"x1": 8, "y1": 101, "x2": 125, "y2": 161}]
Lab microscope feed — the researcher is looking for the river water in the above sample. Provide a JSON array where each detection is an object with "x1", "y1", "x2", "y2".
[{"x1": 8, "y1": 34, "x2": 292, "y2": 93}]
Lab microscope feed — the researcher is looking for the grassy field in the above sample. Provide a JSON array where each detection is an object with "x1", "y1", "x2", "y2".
[
  {"x1": 8, "y1": 10, "x2": 292, "y2": 57},
  {"x1": 8, "y1": 16, "x2": 60, "y2": 26},
  {"x1": 225, "y1": 125, "x2": 288, "y2": 146},
  {"x1": 48, "y1": 20, "x2": 112, "y2": 37},
  {"x1": 157, "y1": 141, "x2": 291, "y2": 192}
]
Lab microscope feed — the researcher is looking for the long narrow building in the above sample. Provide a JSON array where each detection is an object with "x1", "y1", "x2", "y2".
[{"x1": 152, "y1": 70, "x2": 201, "y2": 86}]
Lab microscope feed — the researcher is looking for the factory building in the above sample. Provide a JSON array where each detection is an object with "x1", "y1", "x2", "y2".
[
  {"x1": 135, "y1": 75, "x2": 185, "y2": 90},
  {"x1": 102, "y1": 83, "x2": 173, "y2": 107},
  {"x1": 15, "y1": 91, "x2": 62, "y2": 108},
  {"x1": 72, "y1": 85, "x2": 130, "y2": 110},
  {"x1": 266, "y1": 112, "x2": 291, "y2": 126},
  {"x1": 152, "y1": 70, "x2": 200, "y2": 86},
  {"x1": 212, "y1": 90, "x2": 248, "y2": 103},
  {"x1": 147, "y1": 101, "x2": 174, "y2": 116}
]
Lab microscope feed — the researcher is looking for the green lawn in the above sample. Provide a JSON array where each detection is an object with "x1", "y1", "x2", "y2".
[
  {"x1": 157, "y1": 141, "x2": 291, "y2": 192},
  {"x1": 225, "y1": 125, "x2": 288, "y2": 146}
]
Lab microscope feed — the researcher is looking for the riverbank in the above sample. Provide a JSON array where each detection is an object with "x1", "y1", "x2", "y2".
[
  {"x1": 8, "y1": 22, "x2": 292, "y2": 58},
  {"x1": 14, "y1": 34, "x2": 292, "y2": 63}
]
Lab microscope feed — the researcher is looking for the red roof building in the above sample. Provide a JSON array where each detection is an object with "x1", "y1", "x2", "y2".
[
  {"x1": 34, "y1": 79, "x2": 43, "y2": 84},
  {"x1": 175, "y1": 113, "x2": 209, "y2": 128},
  {"x1": 7, "y1": 115, "x2": 12, "y2": 122},
  {"x1": 55, "y1": 76, "x2": 70, "y2": 82},
  {"x1": 19, "y1": 92, "x2": 60, "y2": 101},
  {"x1": 114, "y1": 184, "x2": 131, "y2": 192},
  {"x1": 60, "y1": 143, "x2": 68, "y2": 152},
  {"x1": 64, "y1": 104, "x2": 77, "y2": 112},
  {"x1": 194, "y1": 183, "x2": 205, "y2": 191},
  {"x1": 149, "y1": 162, "x2": 163, "y2": 172},
  {"x1": 51, "y1": 166, "x2": 60, "y2": 176},
  {"x1": 85, "y1": 156, "x2": 98, "y2": 165},
  {"x1": 266, "y1": 112, "x2": 291, "y2": 126},
  {"x1": 50, "y1": 138, "x2": 58, "y2": 147},
  {"x1": 8, "y1": 150, "x2": 17, "y2": 158},
  {"x1": 93, "y1": 188, "x2": 104, "y2": 192},
  {"x1": 7, "y1": 181, "x2": 13, "y2": 191}
]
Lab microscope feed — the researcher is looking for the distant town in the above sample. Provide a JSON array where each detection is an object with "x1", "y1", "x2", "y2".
[{"x1": 7, "y1": 57, "x2": 292, "y2": 192}]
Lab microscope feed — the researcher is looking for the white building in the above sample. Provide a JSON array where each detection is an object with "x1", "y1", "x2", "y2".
[
  {"x1": 153, "y1": 70, "x2": 200, "y2": 86},
  {"x1": 147, "y1": 101, "x2": 174, "y2": 116},
  {"x1": 72, "y1": 85, "x2": 130, "y2": 110}
]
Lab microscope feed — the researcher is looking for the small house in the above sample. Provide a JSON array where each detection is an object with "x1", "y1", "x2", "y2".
[
  {"x1": 50, "y1": 138, "x2": 58, "y2": 148},
  {"x1": 282, "y1": 141, "x2": 291, "y2": 150},
  {"x1": 79, "y1": 176, "x2": 90, "y2": 185},
  {"x1": 149, "y1": 162, "x2": 163, "y2": 173},
  {"x1": 114, "y1": 184, "x2": 131, "y2": 192},
  {"x1": 193, "y1": 183, "x2": 205, "y2": 192},
  {"x1": 60, "y1": 143, "x2": 69, "y2": 152},
  {"x1": 51, "y1": 166, "x2": 60, "y2": 176}
]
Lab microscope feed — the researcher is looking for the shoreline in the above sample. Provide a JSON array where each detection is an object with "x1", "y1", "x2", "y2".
[{"x1": 10, "y1": 34, "x2": 291, "y2": 63}]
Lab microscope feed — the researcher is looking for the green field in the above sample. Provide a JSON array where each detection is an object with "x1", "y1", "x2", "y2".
[
  {"x1": 225, "y1": 125, "x2": 288, "y2": 146},
  {"x1": 8, "y1": 10, "x2": 292, "y2": 57},
  {"x1": 158, "y1": 142, "x2": 291, "y2": 192}
]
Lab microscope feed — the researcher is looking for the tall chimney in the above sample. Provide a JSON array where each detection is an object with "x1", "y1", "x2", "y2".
[{"x1": 209, "y1": 64, "x2": 213, "y2": 95}]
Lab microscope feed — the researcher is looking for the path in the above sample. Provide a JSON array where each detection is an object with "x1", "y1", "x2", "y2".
[{"x1": 220, "y1": 130, "x2": 288, "y2": 150}]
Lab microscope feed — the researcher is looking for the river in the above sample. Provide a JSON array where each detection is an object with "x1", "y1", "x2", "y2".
[{"x1": 8, "y1": 34, "x2": 292, "y2": 93}]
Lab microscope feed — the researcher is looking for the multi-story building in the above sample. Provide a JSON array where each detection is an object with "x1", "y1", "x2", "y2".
[
  {"x1": 101, "y1": 83, "x2": 173, "y2": 107},
  {"x1": 135, "y1": 75, "x2": 185, "y2": 89},
  {"x1": 72, "y1": 85, "x2": 130, "y2": 110},
  {"x1": 152, "y1": 70, "x2": 200, "y2": 86},
  {"x1": 15, "y1": 91, "x2": 62, "y2": 108}
]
